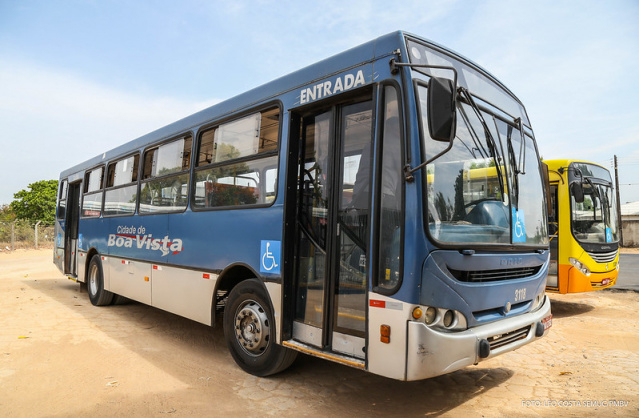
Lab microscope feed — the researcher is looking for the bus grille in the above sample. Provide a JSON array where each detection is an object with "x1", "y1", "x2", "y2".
[
  {"x1": 590, "y1": 280, "x2": 609, "y2": 289},
  {"x1": 448, "y1": 266, "x2": 542, "y2": 283},
  {"x1": 586, "y1": 250, "x2": 618, "y2": 263},
  {"x1": 488, "y1": 326, "x2": 530, "y2": 350}
]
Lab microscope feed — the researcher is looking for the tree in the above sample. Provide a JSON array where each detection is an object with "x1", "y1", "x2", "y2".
[
  {"x1": 11, "y1": 180, "x2": 59, "y2": 225},
  {"x1": 0, "y1": 204, "x2": 16, "y2": 222}
]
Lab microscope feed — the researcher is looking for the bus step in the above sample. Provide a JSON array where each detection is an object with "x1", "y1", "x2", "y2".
[{"x1": 282, "y1": 340, "x2": 365, "y2": 370}]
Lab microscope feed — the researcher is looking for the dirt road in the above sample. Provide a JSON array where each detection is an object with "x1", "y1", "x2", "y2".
[{"x1": 1, "y1": 249, "x2": 638, "y2": 417}]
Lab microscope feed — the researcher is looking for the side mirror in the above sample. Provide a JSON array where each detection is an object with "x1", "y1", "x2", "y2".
[
  {"x1": 571, "y1": 182, "x2": 584, "y2": 203},
  {"x1": 427, "y1": 77, "x2": 456, "y2": 142}
]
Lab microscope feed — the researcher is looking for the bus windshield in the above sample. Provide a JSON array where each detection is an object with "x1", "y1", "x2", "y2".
[
  {"x1": 570, "y1": 169, "x2": 619, "y2": 244},
  {"x1": 419, "y1": 87, "x2": 547, "y2": 247}
]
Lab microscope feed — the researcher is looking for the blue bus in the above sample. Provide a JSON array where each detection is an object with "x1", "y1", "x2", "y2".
[{"x1": 54, "y1": 31, "x2": 552, "y2": 381}]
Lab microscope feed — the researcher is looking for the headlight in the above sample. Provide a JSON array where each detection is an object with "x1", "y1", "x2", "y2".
[
  {"x1": 443, "y1": 310, "x2": 455, "y2": 327},
  {"x1": 412, "y1": 306, "x2": 467, "y2": 331},
  {"x1": 532, "y1": 292, "x2": 545, "y2": 312},
  {"x1": 424, "y1": 307, "x2": 437, "y2": 325},
  {"x1": 569, "y1": 257, "x2": 591, "y2": 276}
]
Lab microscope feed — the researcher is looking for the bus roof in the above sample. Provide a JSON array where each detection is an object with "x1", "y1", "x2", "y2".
[
  {"x1": 544, "y1": 159, "x2": 608, "y2": 172},
  {"x1": 60, "y1": 30, "x2": 521, "y2": 179},
  {"x1": 545, "y1": 159, "x2": 612, "y2": 183}
]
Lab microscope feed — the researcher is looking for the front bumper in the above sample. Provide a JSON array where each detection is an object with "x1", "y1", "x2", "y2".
[
  {"x1": 567, "y1": 267, "x2": 618, "y2": 293},
  {"x1": 406, "y1": 295, "x2": 552, "y2": 381}
]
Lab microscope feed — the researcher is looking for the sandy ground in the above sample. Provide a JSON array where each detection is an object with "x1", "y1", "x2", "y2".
[{"x1": 1, "y1": 249, "x2": 638, "y2": 417}]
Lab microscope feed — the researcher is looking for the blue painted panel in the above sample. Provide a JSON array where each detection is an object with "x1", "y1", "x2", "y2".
[
  {"x1": 105, "y1": 214, "x2": 170, "y2": 263},
  {"x1": 420, "y1": 250, "x2": 549, "y2": 327},
  {"x1": 78, "y1": 217, "x2": 108, "y2": 253},
  {"x1": 167, "y1": 206, "x2": 284, "y2": 274}
]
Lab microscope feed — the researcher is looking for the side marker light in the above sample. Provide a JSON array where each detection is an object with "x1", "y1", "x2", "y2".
[{"x1": 380, "y1": 325, "x2": 391, "y2": 344}]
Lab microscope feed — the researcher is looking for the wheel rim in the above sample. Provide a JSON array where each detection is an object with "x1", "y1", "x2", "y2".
[
  {"x1": 88, "y1": 263, "x2": 98, "y2": 297},
  {"x1": 234, "y1": 299, "x2": 270, "y2": 356}
]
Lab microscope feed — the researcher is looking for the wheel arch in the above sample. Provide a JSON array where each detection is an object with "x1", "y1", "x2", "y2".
[
  {"x1": 83, "y1": 247, "x2": 100, "y2": 284},
  {"x1": 212, "y1": 263, "x2": 270, "y2": 326}
]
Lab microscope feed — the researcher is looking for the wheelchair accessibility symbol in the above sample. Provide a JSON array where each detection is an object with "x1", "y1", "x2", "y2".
[
  {"x1": 260, "y1": 240, "x2": 281, "y2": 274},
  {"x1": 512, "y1": 208, "x2": 526, "y2": 243}
]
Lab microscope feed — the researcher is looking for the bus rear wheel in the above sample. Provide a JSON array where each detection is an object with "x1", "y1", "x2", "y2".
[
  {"x1": 223, "y1": 279, "x2": 296, "y2": 376},
  {"x1": 87, "y1": 255, "x2": 114, "y2": 306}
]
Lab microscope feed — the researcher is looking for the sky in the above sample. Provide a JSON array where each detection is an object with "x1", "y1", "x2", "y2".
[{"x1": 1, "y1": 0, "x2": 638, "y2": 206}]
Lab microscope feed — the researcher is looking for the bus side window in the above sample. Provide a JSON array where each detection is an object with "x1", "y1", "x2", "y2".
[
  {"x1": 139, "y1": 135, "x2": 192, "y2": 213},
  {"x1": 193, "y1": 107, "x2": 280, "y2": 208},
  {"x1": 104, "y1": 154, "x2": 140, "y2": 216},
  {"x1": 82, "y1": 167, "x2": 104, "y2": 218},
  {"x1": 57, "y1": 180, "x2": 68, "y2": 221},
  {"x1": 377, "y1": 86, "x2": 403, "y2": 291}
]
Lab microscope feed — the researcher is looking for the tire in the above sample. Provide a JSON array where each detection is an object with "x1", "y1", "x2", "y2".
[
  {"x1": 87, "y1": 255, "x2": 114, "y2": 306},
  {"x1": 223, "y1": 279, "x2": 297, "y2": 376}
]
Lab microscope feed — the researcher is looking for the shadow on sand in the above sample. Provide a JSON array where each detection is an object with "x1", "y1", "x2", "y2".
[{"x1": 31, "y1": 277, "x2": 514, "y2": 416}]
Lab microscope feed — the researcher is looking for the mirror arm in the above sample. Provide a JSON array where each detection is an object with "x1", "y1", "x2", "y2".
[
  {"x1": 390, "y1": 57, "x2": 459, "y2": 182},
  {"x1": 404, "y1": 139, "x2": 455, "y2": 182},
  {"x1": 389, "y1": 59, "x2": 458, "y2": 85}
]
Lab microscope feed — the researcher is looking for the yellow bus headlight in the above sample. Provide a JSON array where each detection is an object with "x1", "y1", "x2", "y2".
[{"x1": 569, "y1": 257, "x2": 591, "y2": 276}]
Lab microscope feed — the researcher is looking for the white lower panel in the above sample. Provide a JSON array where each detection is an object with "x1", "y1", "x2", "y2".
[
  {"x1": 105, "y1": 257, "x2": 217, "y2": 325},
  {"x1": 107, "y1": 257, "x2": 152, "y2": 305},
  {"x1": 151, "y1": 264, "x2": 217, "y2": 326},
  {"x1": 77, "y1": 251, "x2": 88, "y2": 283},
  {"x1": 293, "y1": 322, "x2": 322, "y2": 348},
  {"x1": 367, "y1": 293, "x2": 409, "y2": 381},
  {"x1": 265, "y1": 282, "x2": 282, "y2": 343},
  {"x1": 332, "y1": 331, "x2": 365, "y2": 359}
]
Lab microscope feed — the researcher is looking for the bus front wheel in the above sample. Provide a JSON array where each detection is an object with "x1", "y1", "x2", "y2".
[
  {"x1": 223, "y1": 279, "x2": 297, "y2": 376},
  {"x1": 87, "y1": 255, "x2": 114, "y2": 306}
]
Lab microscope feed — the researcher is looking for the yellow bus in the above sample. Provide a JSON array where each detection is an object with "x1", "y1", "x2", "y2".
[{"x1": 545, "y1": 159, "x2": 620, "y2": 293}]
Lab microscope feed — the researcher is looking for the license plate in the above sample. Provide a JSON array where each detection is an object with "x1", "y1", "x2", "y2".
[{"x1": 542, "y1": 315, "x2": 553, "y2": 330}]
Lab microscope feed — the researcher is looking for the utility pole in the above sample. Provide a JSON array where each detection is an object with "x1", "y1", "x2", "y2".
[{"x1": 614, "y1": 155, "x2": 624, "y2": 246}]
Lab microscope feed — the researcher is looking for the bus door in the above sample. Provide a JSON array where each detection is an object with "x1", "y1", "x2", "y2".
[
  {"x1": 292, "y1": 99, "x2": 373, "y2": 359},
  {"x1": 547, "y1": 183, "x2": 559, "y2": 288},
  {"x1": 64, "y1": 181, "x2": 81, "y2": 276}
]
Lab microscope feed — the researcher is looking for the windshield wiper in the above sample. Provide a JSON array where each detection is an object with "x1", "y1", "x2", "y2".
[
  {"x1": 458, "y1": 87, "x2": 505, "y2": 202},
  {"x1": 506, "y1": 124, "x2": 519, "y2": 208},
  {"x1": 599, "y1": 184, "x2": 611, "y2": 227},
  {"x1": 516, "y1": 118, "x2": 526, "y2": 175},
  {"x1": 584, "y1": 178, "x2": 609, "y2": 226},
  {"x1": 504, "y1": 118, "x2": 528, "y2": 209}
]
